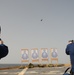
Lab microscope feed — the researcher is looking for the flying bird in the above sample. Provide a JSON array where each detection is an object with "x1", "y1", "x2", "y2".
[{"x1": 41, "y1": 19, "x2": 43, "y2": 21}]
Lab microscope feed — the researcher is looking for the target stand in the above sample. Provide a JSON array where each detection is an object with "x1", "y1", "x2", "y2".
[{"x1": 50, "y1": 48, "x2": 58, "y2": 67}]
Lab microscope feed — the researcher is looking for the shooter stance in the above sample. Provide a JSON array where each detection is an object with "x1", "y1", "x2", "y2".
[
  {"x1": 66, "y1": 40, "x2": 74, "y2": 75},
  {"x1": 0, "y1": 39, "x2": 9, "y2": 59}
]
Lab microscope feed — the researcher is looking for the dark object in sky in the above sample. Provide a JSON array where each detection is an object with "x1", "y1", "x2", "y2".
[
  {"x1": 0, "y1": 39, "x2": 9, "y2": 59},
  {"x1": 41, "y1": 19, "x2": 43, "y2": 21}
]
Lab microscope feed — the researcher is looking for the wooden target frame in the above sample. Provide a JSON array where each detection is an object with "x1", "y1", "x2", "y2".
[
  {"x1": 40, "y1": 48, "x2": 48, "y2": 61},
  {"x1": 50, "y1": 48, "x2": 58, "y2": 65},
  {"x1": 31, "y1": 48, "x2": 39, "y2": 62},
  {"x1": 21, "y1": 49, "x2": 29, "y2": 62}
]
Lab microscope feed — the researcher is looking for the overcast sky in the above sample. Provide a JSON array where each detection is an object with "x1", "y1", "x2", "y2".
[{"x1": 0, "y1": 0, "x2": 74, "y2": 64}]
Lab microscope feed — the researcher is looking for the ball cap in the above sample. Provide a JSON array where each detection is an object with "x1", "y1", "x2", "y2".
[{"x1": 69, "y1": 40, "x2": 74, "y2": 43}]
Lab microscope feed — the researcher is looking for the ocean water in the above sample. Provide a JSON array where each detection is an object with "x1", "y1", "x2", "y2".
[{"x1": 0, "y1": 64, "x2": 26, "y2": 68}]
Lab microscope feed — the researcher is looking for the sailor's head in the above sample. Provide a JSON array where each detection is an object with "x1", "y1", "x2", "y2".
[
  {"x1": 68, "y1": 40, "x2": 74, "y2": 44},
  {"x1": 0, "y1": 38, "x2": 3, "y2": 44}
]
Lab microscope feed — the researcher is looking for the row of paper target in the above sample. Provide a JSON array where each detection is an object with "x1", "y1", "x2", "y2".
[{"x1": 21, "y1": 48, "x2": 58, "y2": 62}]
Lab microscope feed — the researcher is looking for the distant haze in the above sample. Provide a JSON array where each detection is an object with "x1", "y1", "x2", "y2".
[{"x1": 0, "y1": 0, "x2": 73, "y2": 64}]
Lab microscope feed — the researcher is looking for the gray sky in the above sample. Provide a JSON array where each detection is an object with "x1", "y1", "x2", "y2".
[{"x1": 0, "y1": 0, "x2": 74, "y2": 64}]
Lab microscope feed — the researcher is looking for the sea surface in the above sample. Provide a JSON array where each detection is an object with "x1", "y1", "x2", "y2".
[{"x1": 0, "y1": 64, "x2": 27, "y2": 68}]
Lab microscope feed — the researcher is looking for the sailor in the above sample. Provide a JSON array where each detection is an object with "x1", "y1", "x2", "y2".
[
  {"x1": 66, "y1": 40, "x2": 74, "y2": 75},
  {"x1": 0, "y1": 38, "x2": 9, "y2": 59}
]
